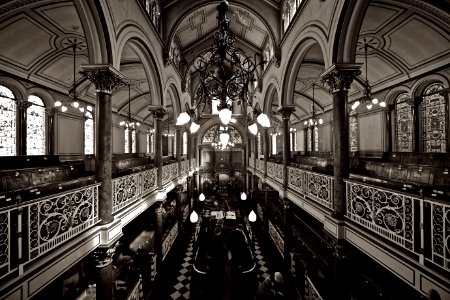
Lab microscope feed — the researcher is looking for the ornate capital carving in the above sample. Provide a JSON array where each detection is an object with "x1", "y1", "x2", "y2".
[
  {"x1": 16, "y1": 100, "x2": 32, "y2": 110},
  {"x1": 332, "y1": 243, "x2": 348, "y2": 261},
  {"x1": 80, "y1": 64, "x2": 125, "y2": 94},
  {"x1": 321, "y1": 64, "x2": 361, "y2": 93},
  {"x1": 92, "y1": 246, "x2": 115, "y2": 268},
  {"x1": 148, "y1": 106, "x2": 167, "y2": 119},
  {"x1": 277, "y1": 105, "x2": 296, "y2": 119}
]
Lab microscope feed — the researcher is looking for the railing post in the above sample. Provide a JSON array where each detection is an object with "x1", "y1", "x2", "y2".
[
  {"x1": 148, "y1": 107, "x2": 167, "y2": 189},
  {"x1": 277, "y1": 105, "x2": 296, "y2": 189}
]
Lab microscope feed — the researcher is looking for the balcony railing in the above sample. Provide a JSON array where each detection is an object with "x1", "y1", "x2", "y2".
[
  {"x1": 305, "y1": 274, "x2": 324, "y2": 300},
  {"x1": 0, "y1": 183, "x2": 100, "y2": 280},
  {"x1": 162, "y1": 162, "x2": 178, "y2": 185},
  {"x1": 267, "y1": 161, "x2": 284, "y2": 184},
  {"x1": 268, "y1": 220, "x2": 284, "y2": 258}
]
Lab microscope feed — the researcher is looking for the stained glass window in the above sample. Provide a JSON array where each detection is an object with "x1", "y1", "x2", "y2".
[
  {"x1": 84, "y1": 112, "x2": 94, "y2": 154},
  {"x1": 395, "y1": 93, "x2": 413, "y2": 152},
  {"x1": 307, "y1": 127, "x2": 312, "y2": 151},
  {"x1": 314, "y1": 126, "x2": 319, "y2": 151},
  {"x1": 183, "y1": 132, "x2": 188, "y2": 155},
  {"x1": 349, "y1": 110, "x2": 358, "y2": 152},
  {"x1": 124, "y1": 128, "x2": 130, "y2": 153},
  {"x1": 131, "y1": 130, "x2": 136, "y2": 153},
  {"x1": 147, "y1": 132, "x2": 150, "y2": 153},
  {"x1": 27, "y1": 95, "x2": 46, "y2": 155},
  {"x1": 257, "y1": 132, "x2": 262, "y2": 155},
  {"x1": 0, "y1": 85, "x2": 16, "y2": 156},
  {"x1": 422, "y1": 83, "x2": 446, "y2": 152},
  {"x1": 272, "y1": 134, "x2": 277, "y2": 155},
  {"x1": 150, "y1": 131, "x2": 154, "y2": 153}
]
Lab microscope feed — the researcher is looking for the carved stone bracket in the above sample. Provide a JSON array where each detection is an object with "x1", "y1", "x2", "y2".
[
  {"x1": 277, "y1": 105, "x2": 296, "y2": 119},
  {"x1": 321, "y1": 64, "x2": 361, "y2": 93},
  {"x1": 92, "y1": 246, "x2": 116, "y2": 268},
  {"x1": 80, "y1": 64, "x2": 125, "y2": 95},
  {"x1": 148, "y1": 106, "x2": 167, "y2": 119}
]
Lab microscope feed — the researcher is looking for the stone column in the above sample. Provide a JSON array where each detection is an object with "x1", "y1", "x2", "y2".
[
  {"x1": 81, "y1": 65, "x2": 124, "y2": 224},
  {"x1": 175, "y1": 184, "x2": 184, "y2": 234},
  {"x1": 176, "y1": 126, "x2": 182, "y2": 174},
  {"x1": 331, "y1": 243, "x2": 353, "y2": 300},
  {"x1": 322, "y1": 64, "x2": 361, "y2": 219},
  {"x1": 46, "y1": 107, "x2": 57, "y2": 155},
  {"x1": 263, "y1": 128, "x2": 270, "y2": 177},
  {"x1": 386, "y1": 104, "x2": 394, "y2": 152},
  {"x1": 149, "y1": 107, "x2": 167, "y2": 189},
  {"x1": 283, "y1": 198, "x2": 293, "y2": 269},
  {"x1": 277, "y1": 105, "x2": 296, "y2": 188},
  {"x1": 16, "y1": 100, "x2": 32, "y2": 155},
  {"x1": 92, "y1": 247, "x2": 116, "y2": 300},
  {"x1": 155, "y1": 205, "x2": 164, "y2": 267}
]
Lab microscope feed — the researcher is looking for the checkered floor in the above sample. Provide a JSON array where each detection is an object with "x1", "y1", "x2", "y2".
[{"x1": 166, "y1": 228, "x2": 271, "y2": 300}]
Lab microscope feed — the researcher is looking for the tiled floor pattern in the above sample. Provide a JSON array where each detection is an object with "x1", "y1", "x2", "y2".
[{"x1": 167, "y1": 228, "x2": 271, "y2": 299}]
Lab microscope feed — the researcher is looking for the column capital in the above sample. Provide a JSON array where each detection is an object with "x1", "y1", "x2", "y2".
[
  {"x1": 92, "y1": 246, "x2": 116, "y2": 268},
  {"x1": 321, "y1": 64, "x2": 362, "y2": 93},
  {"x1": 80, "y1": 64, "x2": 125, "y2": 94},
  {"x1": 277, "y1": 105, "x2": 296, "y2": 119},
  {"x1": 16, "y1": 100, "x2": 32, "y2": 110},
  {"x1": 149, "y1": 106, "x2": 167, "y2": 119}
]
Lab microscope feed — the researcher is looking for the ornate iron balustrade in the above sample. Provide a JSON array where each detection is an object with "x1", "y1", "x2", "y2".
[
  {"x1": 0, "y1": 208, "x2": 13, "y2": 279},
  {"x1": 127, "y1": 275, "x2": 143, "y2": 300},
  {"x1": 181, "y1": 160, "x2": 189, "y2": 175},
  {"x1": 267, "y1": 161, "x2": 284, "y2": 184},
  {"x1": 305, "y1": 171, "x2": 333, "y2": 209},
  {"x1": 346, "y1": 180, "x2": 415, "y2": 252},
  {"x1": 112, "y1": 168, "x2": 157, "y2": 213},
  {"x1": 190, "y1": 158, "x2": 196, "y2": 170},
  {"x1": 268, "y1": 220, "x2": 284, "y2": 258},
  {"x1": 162, "y1": 222, "x2": 178, "y2": 261},
  {"x1": 27, "y1": 184, "x2": 100, "y2": 262},
  {"x1": 426, "y1": 199, "x2": 450, "y2": 271},
  {"x1": 288, "y1": 166, "x2": 305, "y2": 195},
  {"x1": 305, "y1": 274, "x2": 324, "y2": 300},
  {"x1": 169, "y1": 162, "x2": 178, "y2": 181},
  {"x1": 162, "y1": 164, "x2": 171, "y2": 184},
  {"x1": 255, "y1": 159, "x2": 264, "y2": 174},
  {"x1": 112, "y1": 173, "x2": 140, "y2": 212}
]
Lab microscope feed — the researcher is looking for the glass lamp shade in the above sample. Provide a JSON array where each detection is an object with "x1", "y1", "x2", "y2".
[
  {"x1": 351, "y1": 101, "x2": 360, "y2": 110},
  {"x1": 190, "y1": 121, "x2": 200, "y2": 133},
  {"x1": 219, "y1": 108, "x2": 232, "y2": 125},
  {"x1": 120, "y1": 121, "x2": 126, "y2": 126},
  {"x1": 199, "y1": 193, "x2": 205, "y2": 201},
  {"x1": 257, "y1": 113, "x2": 271, "y2": 127},
  {"x1": 241, "y1": 192, "x2": 247, "y2": 200},
  {"x1": 318, "y1": 118, "x2": 323, "y2": 125},
  {"x1": 87, "y1": 105, "x2": 93, "y2": 111},
  {"x1": 371, "y1": 98, "x2": 378, "y2": 104},
  {"x1": 248, "y1": 123, "x2": 258, "y2": 135},
  {"x1": 61, "y1": 106, "x2": 68, "y2": 112},
  {"x1": 190, "y1": 210, "x2": 199, "y2": 223},
  {"x1": 72, "y1": 101, "x2": 79, "y2": 108},
  {"x1": 366, "y1": 103, "x2": 372, "y2": 110},
  {"x1": 176, "y1": 112, "x2": 191, "y2": 125},
  {"x1": 249, "y1": 210, "x2": 257, "y2": 222},
  {"x1": 54, "y1": 101, "x2": 62, "y2": 107},
  {"x1": 379, "y1": 101, "x2": 386, "y2": 107}
]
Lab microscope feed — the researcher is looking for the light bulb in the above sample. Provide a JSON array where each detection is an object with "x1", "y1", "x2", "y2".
[
  {"x1": 219, "y1": 132, "x2": 230, "y2": 146},
  {"x1": 176, "y1": 112, "x2": 191, "y2": 125},
  {"x1": 199, "y1": 193, "x2": 205, "y2": 201},
  {"x1": 351, "y1": 101, "x2": 360, "y2": 110},
  {"x1": 54, "y1": 101, "x2": 62, "y2": 107},
  {"x1": 241, "y1": 192, "x2": 247, "y2": 200},
  {"x1": 136, "y1": 122, "x2": 140, "y2": 126},
  {"x1": 87, "y1": 105, "x2": 93, "y2": 111},
  {"x1": 79, "y1": 107, "x2": 85, "y2": 113},
  {"x1": 219, "y1": 108, "x2": 232, "y2": 125},
  {"x1": 120, "y1": 121, "x2": 126, "y2": 126},
  {"x1": 249, "y1": 210, "x2": 257, "y2": 222},
  {"x1": 319, "y1": 118, "x2": 323, "y2": 125},
  {"x1": 190, "y1": 122, "x2": 200, "y2": 133},
  {"x1": 257, "y1": 113, "x2": 271, "y2": 127},
  {"x1": 379, "y1": 101, "x2": 386, "y2": 107},
  {"x1": 190, "y1": 210, "x2": 199, "y2": 223},
  {"x1": 61, "y1": 106, "x2": 68, "y2": 112},
  {"x1": 372, "y1": 98, "x2": 378, "y2": 104},
  {"x1": 230, "y1": 118, "x2": 237, "y2": 123},
  {"x1": 366, "y1": 103, "x2": 372, "y2": 110},
  {"x1": 304, "y1": 121, "x2": 308, "y2": 126},
  {"x1": 248, "y1": 123, "x2": 258, "y2": 135},
  {"x1": 72, "y1": 101, "x2": 79, "y2": 108}
]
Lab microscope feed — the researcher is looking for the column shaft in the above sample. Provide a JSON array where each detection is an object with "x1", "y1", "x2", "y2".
[
  {"x1": 155, "y1": 118, "x2": 163, "y2": 188},
  {"x1": 263, "y1": 128, "x2": 269, "y2": 176}
]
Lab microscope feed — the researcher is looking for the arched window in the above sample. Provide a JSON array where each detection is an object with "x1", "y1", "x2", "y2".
[
  {"x1": 0, "y1": 85, "x2": 17, "y2": 156},
  {"x1": 272, "y1": 134, "x2": 277, "y2": 155},
  {"x1": 422, "y1": 82, "x2": 446, "y2": 152},
  {"x1": 307, "y1": 127, "x2": 312, "y2": 151},
  {"x1": 349, "y1": 110, "x2": 358, "y2": 152},
  {"x1": 395, "y1": 93, "x2": 413, "y2": 152},
  {"x1": 84, "y1": 112, "x2": 94, "y2": 154},
  {"x1": 131, "y1": 130, "x2": 136, "y2": 153},
  {"x1": 257, "y1": 132, "x2": 262, "y2": 155},
  {"x1": 150, "y1": 130, "x2": 154, "y2": 153},
  {"x1": 314, "y1": 126, "x2": 319, "y2": 151},
  {"x1": 183, "y1": 131, "x2": 188, "y2": 155},
  {"x1": 124, "y1": 128, "x2": 130, "y2": 153},
  {"x1": 27, "y1": 95, "x2": 46, "y2": 155}
]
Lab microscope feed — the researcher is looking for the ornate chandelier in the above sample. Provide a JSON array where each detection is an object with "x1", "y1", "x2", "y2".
[{"x1": 177, "y1": 0, "x2": 270, "y2": 128}]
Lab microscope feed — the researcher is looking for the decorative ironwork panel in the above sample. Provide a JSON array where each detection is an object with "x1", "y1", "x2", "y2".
[
  {"x1": 428, "y1": 200, "x2": 450, "y2": 271},
  {"x1": 395, "y1": 93, "x2": 413, "y2": 152},
  {"x1": 127, "y1": 276, "x2": 142, "y2": 300},
  {"x1": 422, "y1": 83, "x2": 446, "y2": 152},
  {"x1": 190, "y1": 158, "x2": 196, "y2": 170},
  {"x1": 162, "y1": 223, "x2": 178, "y2": 261},
  {"x1": 0, "y1": 210, "x2": 11, "y2": 279},
  {"x1": 346, "y1": 181, "x2": 414, "y2": 251},
  {"x1": 267, "y1": 161, "x2": 275, "y2": 177},
  {"x1": 170, "y1": 162, "x2": 178, "y2": 180},
  {"x1": 0, "y1": 85, "x2": 16, "y2": 156},
  {"x1": 162, "y1": 164, "x2": 171, "y2": 184},
  {"x1": 268, "y1": 220, "x2": 284, "y2": 258},
  {"x1": 305, "y1": 275, "x2": 324, "y2": 300},
  {"x1": 288, "y1": 166, "x2": 305, "y2": 194},
  {"x1": 27, "y1": 96, "x2": 46, "y2": 155},
  {"x1": 28, "y1": 184, "x2": 99, "y2": 260},
  {"x1": 84, "y1": 113, "x2": 94, "y2": 154},
  {"x1": 305, "y1": 171, "x2": 333, "y2": 208},
  {"x1": 181, "y1": 160, "x2": 189, "y2": 174},
  {"x1": 112, "y1": 173, "x2": 140, "y2": 212},
  {"x1": 267, "y1": 162, "x2": 284, "y2": 183},
  {"x1": 349, "y1": 110, "x2": 358, "y2": 152},
  {"x1": 140, "y1": 168, "x2": 157, "y2": 196}
]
